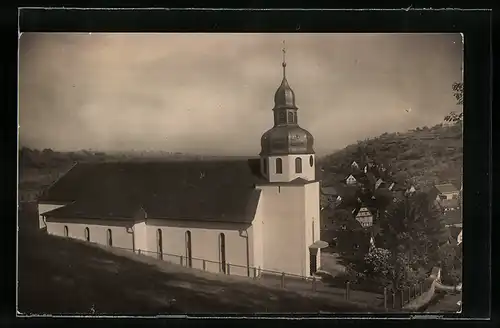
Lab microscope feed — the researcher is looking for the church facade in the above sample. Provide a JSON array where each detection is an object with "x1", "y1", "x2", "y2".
[{"x1": 38, "y1": 53, "x2": 325, "y2": 278}]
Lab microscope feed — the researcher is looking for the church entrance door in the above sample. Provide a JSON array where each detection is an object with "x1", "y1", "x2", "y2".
[{"x1": 309, "y1": 249, "x2": 318, "y2": 276}]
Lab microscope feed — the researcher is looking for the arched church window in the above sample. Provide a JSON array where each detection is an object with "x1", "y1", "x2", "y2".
[
  {"x1": 288, "y1": 112, "x2": 294, "y2": 123},
  {"x1": 63, "y1": 226, "x2": 68, "y2": 237},
  {"x1": 84, "y1": 227, "x2": 90, "y2": 242},
  {"x1": 275, "y1": 158, "x2": 283, "y2": 174},
  {"x1": 295, "y1": 157, "x2": 302, "y2": 173},
  {"x1": 219, "y1": 233, "x2": 226, "y2": 273},
  {"x1": 309, "y1": 155, "x2": 314, "y2": 167},
  {"x1": 157, "y1": 229, "x2": 163, "y2": 260},
  {"x1": 185, "y1": 231, "x2": 192, "y2": 268},
  {"x1": 107, "y1": 229, "x2": 113, "y2": 247}
]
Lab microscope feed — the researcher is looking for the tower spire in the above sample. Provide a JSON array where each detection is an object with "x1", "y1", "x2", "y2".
[{"x1": 282, "y1": 40, "x2": 287, "y2": 78}]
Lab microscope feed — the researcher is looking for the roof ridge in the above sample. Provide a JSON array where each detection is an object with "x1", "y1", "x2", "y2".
[{"x1": 39, "y1": 161, "x2": 79, "y2": 199}]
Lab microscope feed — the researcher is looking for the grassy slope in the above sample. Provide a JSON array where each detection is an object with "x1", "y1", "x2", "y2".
[
  {"x1": 318, "y1": 124, "x2": 463, "y2": 189},
  {"x1": 18, "y1": 206, "x2": 382, "y2": 315}
]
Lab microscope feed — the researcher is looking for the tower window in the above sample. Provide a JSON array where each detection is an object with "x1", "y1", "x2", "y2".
[
  {"x1": 276, "y1": 158, "x2": 283, "y2": 174},
  {"x1": 278, "y1": 111, "x2": 286, "y2": 124},
  {"x1": 309, "y1": 155, "x2": 314, "y2": 167},
  {"x1": 288, "y1": 112, "x2": 294, "y2": 123},
  {"x1": 295, "y1": 157, "x2": 302, "y2": 173}
]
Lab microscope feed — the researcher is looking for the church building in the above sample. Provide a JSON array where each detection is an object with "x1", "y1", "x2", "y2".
[{"x1": 37, "y1": 49, "x2": 325, "y2": 278}]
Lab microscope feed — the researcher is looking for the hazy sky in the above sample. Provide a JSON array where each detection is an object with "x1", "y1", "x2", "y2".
[{"x1": 19, "y1": 33, "x2": 462, "y2": 155}]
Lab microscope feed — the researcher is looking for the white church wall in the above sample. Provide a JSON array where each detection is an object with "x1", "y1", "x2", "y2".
[
  {"x1": 145, "y1": 219, "x2": 253, "y2": 277},
  {"x1": 266, "y1": 154, "x2": 315, "y2": 183},
  {"x1": 304, "y1": 182, "x2": 321, "y2": 271},
  {"x1": 250, "y1": 193, "x2": 265, "y2": 272},
  {"x1": 133, "y1": 220, "x2": 147, "y2": 251},
  {"x1": 259, "y1": 184, "x2": 308, "y2": 276},
  {"x1": 38, "y1": 203, "x2": 66, "y2": 230},
  {"x1": 45, "y1": 218, "x2": 135, "y2": 250}
]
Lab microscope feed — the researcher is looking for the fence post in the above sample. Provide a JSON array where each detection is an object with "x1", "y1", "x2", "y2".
[
  {"x1": 345, "y1": 281, "x2": 350, "y2": 300},
  {"x1": 180, "y1": 256, "x2": 184, "y2": 266},
  {"x1": 408, "y1": 286, "x2": 411, "y2": 302},
  {"x1": 392, "y1": 293, "x2": 396, "y2": 309},
  {"x1": 227, "y1": 263, "x2": 231, "y2": 275},
  {"x1": 253, "y1": 267, "x2": 257, "y2": 279},
  {"x1": 138, "y1": 249, "x2": 141, "y2": 255},
  {"x1": 420, "y1": 283, "x2": 423, "y2": 295},
  {"x1": 312, "y1": 275, "x2": 317, "y2": 292},
  {"x1": 400, "y1": 289, "x2": 404, "y2": 307},
  {"x1": 281, "y1": 272, "x2": 285, "y2": 289},
  {"x1": 383, "y1": 287, "x2": 388, "y2": 310},
  {"x1": 414, "y1": 284, "x2": 417, "y2": 298},
  {"x1": 202, "y1": 260, "x2": 206, "y2": 271}
]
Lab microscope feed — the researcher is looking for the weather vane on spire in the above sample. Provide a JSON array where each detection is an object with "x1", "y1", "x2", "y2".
[{"x1": 282, "y1": 40, "x2": 287, "y2": 78}]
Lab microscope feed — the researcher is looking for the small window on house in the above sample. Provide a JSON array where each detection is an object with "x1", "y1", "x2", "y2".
[
  {"x1": 107, "y1": 229, "x2": 113, "y2": 247},
  {"x1": 309, "y1": 155, "x2": 314, "y2": 167},
  {"x1": 84, "y1": 227, "x2": 90, "y2": 242},
  {"x1": 63, "y1": 226, "x2": 68, "y2": 237},
  {"x1": 452, "y1": 194, "x2": 458, "y2": 199},
  {"x1": 295, "y1": 157, "x2": 302, "y2": 173},
  {"x1": 276, "y1": 158, "x2": 283, "y2": 174},
  {"x1": 439, "y1": 195, "x2": 447, "y2": 200}
]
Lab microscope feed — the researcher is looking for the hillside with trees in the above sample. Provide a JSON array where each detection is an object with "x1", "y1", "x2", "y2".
[
  {"x1": 317, "y1": 122, "x2": 462, "y2": 190},
  {"x1": 319, "y1": 81, "x2": 463, "y2": 190}
]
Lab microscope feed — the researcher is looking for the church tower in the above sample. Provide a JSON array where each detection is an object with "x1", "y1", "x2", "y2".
[
  {"x1": 255, "y1": 43, "x2": 323, "y2": 278},
  {"x1": 260, "y1": 44, "x2": 316, "y2": 183}
]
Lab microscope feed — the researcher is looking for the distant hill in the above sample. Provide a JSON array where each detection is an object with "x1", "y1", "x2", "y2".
[{"x1": 318, "y1": 123, "x2": 463, "y2": 189}]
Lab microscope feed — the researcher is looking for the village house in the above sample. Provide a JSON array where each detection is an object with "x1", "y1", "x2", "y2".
[
  {"x1": 345, "y1": 174, "x2": 358, "y2": 186},
  {"x1": 320, "y1": 185, "x2": 344, "y2": 207},
  {"x1": 353, "y1": 206, "x2": 374, "y2": 228},
  {"x1": 430, "y1": 183, "x2": 460, "y2": 211},
  {"x1": 37, "y1": 54, "x2": 327, "y2": 278},
  {"x1": 433, "y1": 183, "x2": 460, "y2": 201}
]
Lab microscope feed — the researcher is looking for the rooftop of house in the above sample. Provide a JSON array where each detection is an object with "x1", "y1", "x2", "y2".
[
  {"x1": 442, "y1": 209, "x2": 462, "y2": 226},
  {"x1": 40, "y1": 159, "x2": 267, "y2": 224},
  {"x1": 434, "y1": 183, "x2": 459, "y2": 194},
  {"x1": 438, "y1": 198, "x2": 460, "y2": 210}
]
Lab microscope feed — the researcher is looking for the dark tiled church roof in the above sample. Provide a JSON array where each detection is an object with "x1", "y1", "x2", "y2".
[{"x1": 41, "y1": 159, "x2": 266, "y2": 223}]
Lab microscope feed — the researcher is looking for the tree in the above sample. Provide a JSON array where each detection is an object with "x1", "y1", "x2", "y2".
[
  {"x1": 445, "y1": 82, "x2": 463, "y2": 125},
  {"x1": 452, "y1": 81, "x2": 463, "y2": 105},
  {"x1": 360, "y1": 192, "x2": 448, "y2": 290},
  {"x1": 438, "y1": 242, "x2": 463, "y2": 285}
]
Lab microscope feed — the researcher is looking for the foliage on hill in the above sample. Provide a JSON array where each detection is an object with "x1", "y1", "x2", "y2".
[
  {"x1": 338, "y1": 191, "x2": 451, "y2": 291},
  {"x1": 318, "y1": 123, "x2": 463, "y2": 189}
]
